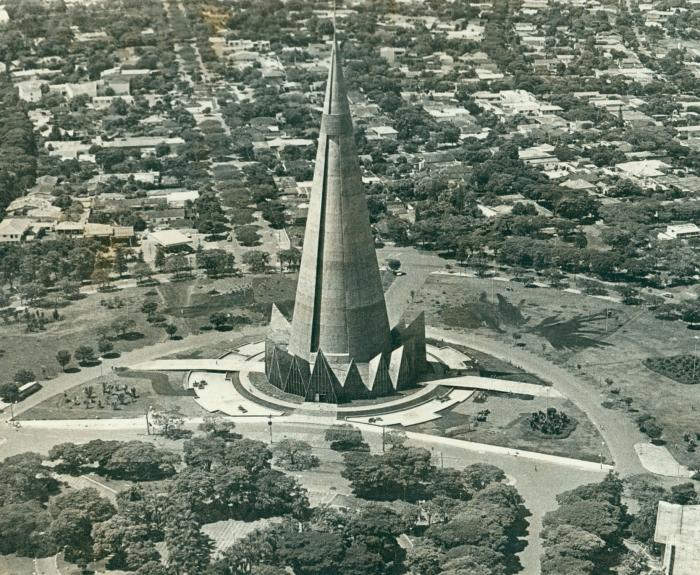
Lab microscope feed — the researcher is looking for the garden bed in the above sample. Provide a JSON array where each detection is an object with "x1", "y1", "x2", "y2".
[{"x1": 644, "y1": 354, "x2": 699, "y2": 385}]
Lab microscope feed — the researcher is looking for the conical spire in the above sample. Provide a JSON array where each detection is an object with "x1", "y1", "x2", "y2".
[{"x1": 288, "y1": 39, "x2": 391, "y2": 365}]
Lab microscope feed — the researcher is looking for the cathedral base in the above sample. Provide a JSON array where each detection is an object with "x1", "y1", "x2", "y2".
[{"x1": 264, "y1": 308, "x2": 427, "y2": 404}]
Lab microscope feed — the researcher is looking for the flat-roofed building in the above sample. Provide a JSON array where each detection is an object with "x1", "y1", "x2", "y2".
[
  {"x1": 654, "y1": 502, "x2": 700, "y2": 575},
  {"x1": 0, "y1": 218, "x2": 33, "y2": 243},
  {"x1": 657, "y1": 223, "x2": 700, "y2": 241}
]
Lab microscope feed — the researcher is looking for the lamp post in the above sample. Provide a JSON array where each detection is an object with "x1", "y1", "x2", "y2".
[{"x1": 268, "y1": 414, "x2": 273, "y2": 444}]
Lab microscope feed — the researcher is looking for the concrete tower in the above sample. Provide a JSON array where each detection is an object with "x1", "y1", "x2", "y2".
[
  {"x1": 287, "y1": 37, "x2": 391, "y2": 365},
  {"x1": 265, "y1": 38, "x2": 426, "y2": 403}
]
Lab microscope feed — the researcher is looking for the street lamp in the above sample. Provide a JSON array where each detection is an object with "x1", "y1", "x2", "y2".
[{"x1": 268, "y1": 414, "x2": 273, "y2": 444}]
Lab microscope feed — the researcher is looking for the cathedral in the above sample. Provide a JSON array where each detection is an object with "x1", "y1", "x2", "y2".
[{"x1": 265, "y1": 36, "x2": 426, "y2": 403}]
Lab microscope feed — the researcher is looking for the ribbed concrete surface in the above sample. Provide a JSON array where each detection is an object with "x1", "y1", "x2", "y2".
[{"x1": 288, "y1": 39, "x2": 391, "y2": 364}]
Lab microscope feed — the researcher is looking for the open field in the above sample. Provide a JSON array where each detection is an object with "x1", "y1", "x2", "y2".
[
  {"x1": 409, "y1": 274, "x2": 700, "y2": 468},
  {"x1": 0, "y1": 273, "x2": 298, "y2": 386},
  {"x1": 0, "y1": 286, "x2": 170, "y2": 384}
]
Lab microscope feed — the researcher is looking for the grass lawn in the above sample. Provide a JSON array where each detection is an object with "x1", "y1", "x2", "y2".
[
  {"x1": 0, "y1": 270, "x2": 298, "y2": 388},
  {"x1": 412, "y1": 393, "x2": 610, "y2": 463},
  {"x1": 0, "y1": 554, "x2": 36, "y2": 574},
  {"x1": 19, "y1": 371, "x2": 209, "y2": 420},
  {"x1": 155, "y1": 274, "x2": 297, "y2": 335},
  {"x1": 0, "y1": 285, "x2": 170, "y2": 384},
  {"x1": 410, "y1": 274, "x2": 700, "y2": 468}
]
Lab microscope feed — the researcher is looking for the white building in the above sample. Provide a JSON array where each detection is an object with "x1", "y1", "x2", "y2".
[
  {"x1": 657, "y1": 223, "x2": 700, "y2": 241},
  {"x1": 654, "y1": 502, "x2": 700, "y2": 575}
]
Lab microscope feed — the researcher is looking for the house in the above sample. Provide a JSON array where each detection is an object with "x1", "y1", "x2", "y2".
[
  {"x1": 83, "y1": 223, "x2": 134, "y2": 243},
  {"x1": 142, "y1": 208, "x2": 187, "y2": 225},
  {"x1": 368, "y1": 126, "x2": 398, "y2": 140},
  {"x1": 654, "y1": 502, "x2": 700, "y2": 575},
  {"x1": 0, "y1": 218, "x2": 34, "y2": 243},
  {"x1": 657, "y1": 223, "x2": 700, "y2": 241},
  {"x1": 616, "y1": 159, "x2": 670, "y2": 179},
  {"x1": 149, "y1": 230, "x2": 192, "y2": 252}
]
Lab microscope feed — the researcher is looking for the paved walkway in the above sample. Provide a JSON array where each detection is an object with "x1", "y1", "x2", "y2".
[
  {"x1": 427, "y1": 327, "x2": 647, "y2": 477},
  {"x1": 432, "y1": 374, "x2": 563, "y2": 398},
  {"x1": 635, "y1": 443, "x2": 695, "y2": 478},
  {"x1": 129, "y1": 357, "x2": 266, "y2": 373},
  {"x1": 348, "y1": 390, "x2": 474, "y2": 426},
  {"x1": 189, "y1": 371, "x2": 282, "y2": 417}
]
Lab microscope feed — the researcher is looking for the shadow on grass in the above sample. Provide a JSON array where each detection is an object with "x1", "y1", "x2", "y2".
[
  {"x1": 528, "y1": 311, "x2": 613, "y2": 351},
  {"x1": 102, "y1": 351, "x2": 121, "y2": 359},
  {"x1": 64, "y1": 367, "x2": 81, "y2": 373},
  {"x1": 117, "y1": 332, "x2": 145, "y2": 341}
]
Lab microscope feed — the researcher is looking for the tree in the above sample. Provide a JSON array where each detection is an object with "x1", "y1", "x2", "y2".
[
  {"x1": 102, "y1": 442, "x2": 180, "y2": 480},
  {"x1": 275, "y1": 531, "x2": 346, "y2": 575},
  {"x1": 91, "y1": 266, "x2": 112, "y2": 290},
  {"x1": 154, "y1": 247, "x2": 166, "y2": 271},
  {"x1": 74, "y1": 345, "x2": 96, "y2": 366},
  {"x1": 164, "y1": 323, "x2": 178, "y2": 339},
  {"x1": 0, "y1": 501, "x2": 54, "y2": 557},
  {"x1": 133, "y1": 262, "x2": 153, "y2": 284},
  {"x1": 386, "y1": 258, "x2": 402, "y2": 273},
  {"x1": 199, "y1": 416, "x2": 240, "y2": 440},
  {"x1": 56, "y1": 349, "x2": 72, "y2": 371},
  {"x1": 242, "y1": 250, "x2": 270, "y2": 273},
  {"x1": 209, "y1": 311, "x2": 232, "y2": 330},
  {"x1": 324, "y1": 425, "x2": 369, "y2": 452},
  {"x1": 166, "y1": 254, "x2": 191, "y2": 279},
  {"x1": 236, "y1": 226, "x2": 261, "y2": 246},
  {"x1": 183, "y1": 436, "x2": 228, "y2": 471},
  {"x1": 14, "y1": 369, "x2": 36, "y2": 384},
  {"x1": 113, "y1": 247, "x2": 128, "y2": 277},
  {"x1": 48, "y1": 488, "x2": 116, "y2": 564},
  {"x1": 150, "y1": 407, "x2": 189, "y2": 440},
  {"x1": 406, "y1": 540, "x2": 445, "y2": 575},
  {"x1": 0, "y1": 382, "x2": 20, "y2": 402},
  {"x1": 165, "y1": 511, "x2": 213, "y2": 574},
  {"x1": 385, "y1": 430, "x2": 407, "y2": 450},
  {"x1": 92, "y1": 515, "x2": 158, "y2": 571},
  {"x1": 112, "y1": 317, "x2": 136, "y2": 338},
  {"x1": 0, "y1": 453, "x2": 59, "y2": 506},
  {"x1": 94, "y1": 334, "x2": 114, "y2": 356},
  {"x1": 279, "y1": 247, "x2": 301, "y2": 271},
  {"x1": 462, "y1": 464, "x2": 506, "y2": 491},
  {"x1": 342, "y1": 446, "x2": 434, "y2": 502},
  {"x1": 272, "y1": 439, "x2": 319, "y2": 471},
  {"x1": 141, "y1": 301, "x2": 158, "y2": 315},
  {"x1": 48, "y1": 442, "x2": 87, "y2": 474}
]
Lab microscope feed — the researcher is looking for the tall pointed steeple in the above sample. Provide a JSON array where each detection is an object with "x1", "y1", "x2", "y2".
[{"x1": 287, "y1": 38, "x2": 391, "y2": 364}]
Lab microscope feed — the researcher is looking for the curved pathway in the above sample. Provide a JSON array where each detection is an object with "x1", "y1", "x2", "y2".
[{"x1": 427, "y1": 326, "x2": 647, "y2": 477}]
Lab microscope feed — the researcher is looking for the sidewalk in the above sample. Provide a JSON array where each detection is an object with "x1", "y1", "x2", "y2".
[{"x1": 427, "y1": 326, "x2": 647, "y2": 476}]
